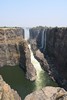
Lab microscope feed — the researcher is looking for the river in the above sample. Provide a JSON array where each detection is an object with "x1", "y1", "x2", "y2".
[{"x1": 0, "y1": 28, "x2": 57, "y2": 100}]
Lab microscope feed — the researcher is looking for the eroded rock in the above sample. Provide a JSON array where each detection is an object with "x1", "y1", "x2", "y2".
[
  {"x1": 24, "y1": 86, "x2": 67, "y2": 100},
  {"x1": 34, "y1": 49, "x2": 49, "y2": 73},
  {"x1": 0, "y1": 27, "x2": 24, "y2": 67},
  {"x1": 19, "y1": 40, "x2": 36, "y2": 81},
  {"x1": 0, "y1": 75, "x2": 21, "y2": 100}
]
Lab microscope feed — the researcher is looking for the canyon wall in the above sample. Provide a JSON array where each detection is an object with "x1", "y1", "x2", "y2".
[
  {"x1": 0, "y1": 27, "x2": 24, "y2": 67},
  {"x1": 0, "y1": 27, "x2": 36, "y2": 81},
  {"x1": 29, "y1": 27, "x2": 67, "y2": 89}
]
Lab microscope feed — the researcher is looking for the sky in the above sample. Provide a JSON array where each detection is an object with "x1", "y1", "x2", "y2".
[{"x1": 0, "y1": 0, "x2": 67, "y2": 27}]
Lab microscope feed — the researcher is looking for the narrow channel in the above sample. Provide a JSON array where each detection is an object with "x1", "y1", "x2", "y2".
[{"x1": 0, "y1": 28, "x2": 57, "y2": 100}]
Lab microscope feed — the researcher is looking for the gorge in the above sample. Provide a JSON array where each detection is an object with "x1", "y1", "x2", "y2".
[
  {"x1": 30, "y1": 26, "x2": 67, "y2": 90},
  {"x1": 0, "y1": 27, "x2": 67, "y2": 100}
]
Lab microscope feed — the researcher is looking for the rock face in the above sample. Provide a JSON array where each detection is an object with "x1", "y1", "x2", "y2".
[
  {"x1": 0, "y1": 27, "x2": 24, "y2": 67},
  {"x1": 34, "y1": 49, "x2": 49, "y2": 73},
  {"x1": 24, "y1": 86, "x2": 67, "y2": 100},
  {"x1": 29, "y1": 27, "x2": 67, "y2": 89},
  {"x1": 0, "y1": 75, "x2": 21, "y2": 100},
  {"x1": 0, "y1": 27, "x2": 36, "y2": 81},
  {"x1": 19, "y1": 40, "x2": 36, "y2": 81},
  {"x1": 46, "y1": 28, "x2": 67, "y2": 76}
]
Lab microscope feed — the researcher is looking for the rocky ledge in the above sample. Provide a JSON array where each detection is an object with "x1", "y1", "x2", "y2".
[
  {"x1": 24, "y1": 86, "x2": 67, "y2": 100},
  {"x1": 0, "y1": 75, "x2": 21, "y2": 100}
]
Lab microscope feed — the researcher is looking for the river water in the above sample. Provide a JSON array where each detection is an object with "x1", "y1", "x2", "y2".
[{"x1": 0, "y1": 28, "x2": 57, "y2": 100}]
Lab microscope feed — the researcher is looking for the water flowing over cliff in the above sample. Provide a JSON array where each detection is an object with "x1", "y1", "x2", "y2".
[
  {"x1": 29, "y1": 26, "x2": 67, "y2": 90},
  {"x1": 0, "y1": 27, "x2": 67, "y2": 100},
  {"x1": 24, "y1": 28, "x2": 57, "y2": 89}
]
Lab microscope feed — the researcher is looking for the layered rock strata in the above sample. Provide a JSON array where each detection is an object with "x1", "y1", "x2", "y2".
[{"x1": 0, "y1": 27, "x2": 24, "y2": 67}]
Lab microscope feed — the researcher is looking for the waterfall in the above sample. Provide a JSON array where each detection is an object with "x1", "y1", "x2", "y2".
[
  {"x1": 41, "y1": 30, "x2": 44, "y2": 49},
  {"x1": 40, "y1": 29, "x2": 47, "y2": 51},
  {"x1": 40, "y1": 29, "x2": 44, "y2": 50},
  {"x1": 24, "y1": 27, "x2": 29, "y2": 40},
  {"x1": 28, "y1": 45, "x2": 45, "y2": 89},
  {"x1": 44, "y1": 29, "x2": 46, "y2": 50},
  {"x1": 24, "y1": 28, "x2": 47, "y2": 89}
]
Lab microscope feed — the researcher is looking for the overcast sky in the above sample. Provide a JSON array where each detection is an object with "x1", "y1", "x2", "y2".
[{"x1": 0, "y1": 0, "x2": 67, "y2": 27}]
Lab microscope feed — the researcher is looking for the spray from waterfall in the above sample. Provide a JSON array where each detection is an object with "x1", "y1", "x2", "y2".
[
  {"x1": 41, "y1": 30, "x2": 44, "y2": 49},
  {"x1": 24, "y1": 27, "x2": 29, "y2": 40},
  {"x1": 24, "y1": 28, "x2": 47, "y2": 89},
  {"x1": 44, "y1": 29, "x2": 46, "y2": 50},
  {"x1": 40, "y1": 29, "x2": 47, "y2": 51}
]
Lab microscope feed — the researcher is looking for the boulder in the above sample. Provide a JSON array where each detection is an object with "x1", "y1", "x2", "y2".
[
  {"x1": 0, "y1": 75, "x2": 21, "y2": 100},
  {"x1": 24, "y1": 86, "x2": 67, "y2": 100}
]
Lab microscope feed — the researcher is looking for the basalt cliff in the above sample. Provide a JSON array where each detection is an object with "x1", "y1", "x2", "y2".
[
  {"x1": 0, "y1": 27, "x2": 36, "y2": 81},
  {"x1": 29, "y1": 26, "x2": 67, "y2": 89}
]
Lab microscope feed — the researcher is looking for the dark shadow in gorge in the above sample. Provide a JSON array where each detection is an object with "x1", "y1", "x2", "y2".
[
  {"x1": 42, "y1": 51, "x2": 67, "y2": 90},
  {"x1": 19, "y1": 44, "x2": 26, "y2": 72}
]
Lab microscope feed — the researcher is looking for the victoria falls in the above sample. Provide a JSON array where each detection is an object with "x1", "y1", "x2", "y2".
[{"x1": 0, "y1": 28, "x2": 58, "y2": 100}]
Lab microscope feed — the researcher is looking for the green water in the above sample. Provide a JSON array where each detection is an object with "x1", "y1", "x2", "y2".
[{"x1": 0, "y1": 66, "x2": 57, "y2": 100}]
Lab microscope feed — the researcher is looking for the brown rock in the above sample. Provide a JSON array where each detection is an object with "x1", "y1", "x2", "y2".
[
  {"x1": 34, "y1": 49, "x2": 49, "y2": 72},
  {"x1": 19, "y1": 40, "x2": 36, "y2": 81},
  {"x1": 24, "y1": 86, "x2": 67, "y2": 100},
  {"x1": 0, "y1": 75, "x2": 21, "y2": 100},
  {"x1": 0, "y1": 27, "x2": 24, "y2": 67}
]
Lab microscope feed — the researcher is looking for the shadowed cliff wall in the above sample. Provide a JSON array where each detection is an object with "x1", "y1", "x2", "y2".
[{"x1": 30, "y1": 27, "x2": 67, "y2": 88}]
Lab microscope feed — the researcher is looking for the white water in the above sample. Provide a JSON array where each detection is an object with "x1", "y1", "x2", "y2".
[
  {"x1": 24, "y1": 28, "x2": 47, "y2": 89},
  {"x1": 24, "y1": 27, "x2": 29, "y2": 40},
  {"x1": 40, "y1": 29, "x2": 47, "y2": 51},
  {"x1": 28, "y1": 45, "x2": 46, "y2": 89},
  {"x1": 41, "y1": 30, "x2": 44, "y2": 49},
  {"x1": 44, "y1": 30, "x2": 46, "y2": 50}
]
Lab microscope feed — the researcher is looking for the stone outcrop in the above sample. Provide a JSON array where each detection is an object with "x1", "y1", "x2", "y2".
[
  {"x1": 19, "y1": 40, "x2": 36, "y2": 81},
  {"x1": 0, "y1": 27, "x2": 36, "y2": 81},
  {"x1": 24, "y1": 86, "x2": 67, "y2": 100},
  {"x1": 0, "y1": 27, "x2": 24, "y2": 67},
  {"x1": 34, "y1": 49, "x2": 49, "y2": 73},
  {"x1": 0, "y1": 75, "x2": 21, "y2": 100},
  {"x1": 29, "y1": 27, "x2": 67, "y2": 89}
]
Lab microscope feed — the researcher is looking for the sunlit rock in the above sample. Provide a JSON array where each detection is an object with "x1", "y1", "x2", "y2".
[
  {"x1": 24, "y1": 86, "x2": 67, "y2": 100},
  {"x1": 0, "y1": 75, "x2": 21, "y2": 100}
]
